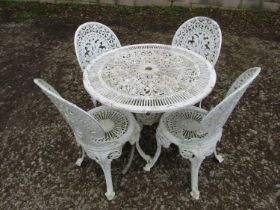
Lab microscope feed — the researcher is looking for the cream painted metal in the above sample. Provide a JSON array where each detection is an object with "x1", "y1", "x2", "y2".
[
  {"x1": 83, "y1": 43, "x2": 217, "y2": 168},
  {"x1": 149, "y1": 67, "x2": 260, "y2": 199},
  {"x1": 34, "y1": 79, "x2": 141, "y2": 200}
]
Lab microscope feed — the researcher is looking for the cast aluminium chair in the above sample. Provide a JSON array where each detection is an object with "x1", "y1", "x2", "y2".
[
  {"x1": 172, "y1": 16, "x2": 222, "y2": 108},
  {"x1": 146, "y1": 67, "x2": 260, "y2": 199},
  {"x1": 34, "y1": 79, "x2": 141, "y2": 200},
  {"x1": 172, "y1": 16, "x2": 222, "y2": 66},
  {"x1": 74, "y1": 22, "x2": 121, "y2": 106},
  {"x1": 74, "y1": 22, "x2": 121, "y2": 71}
]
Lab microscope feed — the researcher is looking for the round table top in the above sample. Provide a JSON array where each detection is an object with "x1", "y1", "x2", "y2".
[{"x1": 83, "y1": 44, "x2": 216, "y2": 113}]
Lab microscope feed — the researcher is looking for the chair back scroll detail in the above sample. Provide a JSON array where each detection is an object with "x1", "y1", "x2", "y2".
[
  {"x1": 172, "y1": 16, "x2": 222, "y2": 66},
  {"x1": 74, "y1": 22, "x2": 121, "y2": 71}
]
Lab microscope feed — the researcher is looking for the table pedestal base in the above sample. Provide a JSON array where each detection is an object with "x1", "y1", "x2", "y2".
[
  {"x1": 135, "y1": 113, "x2": 162, "y2": 126},
  {"x1": 135, "y1": 113, "x2": 162, "y2": 171}
]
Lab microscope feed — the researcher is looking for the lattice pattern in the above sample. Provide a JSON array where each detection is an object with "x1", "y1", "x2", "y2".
[
  {"x1": 74, "y1": 22, "x2": 121, "y2": 71},
  {"x1": 84, "y1": 44, "x2": 216, "y2": 113},
  {"x1": 172, "y1": 16, "x2": 222, "y2": 66}
]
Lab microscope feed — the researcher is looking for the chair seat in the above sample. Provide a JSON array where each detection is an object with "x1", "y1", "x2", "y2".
[
  {"x1": 160, "y1": 106, "x2": 209, "y2": 143},
  {"x1": 88, "y1": 106, "x2": 139, "y2": 145}
]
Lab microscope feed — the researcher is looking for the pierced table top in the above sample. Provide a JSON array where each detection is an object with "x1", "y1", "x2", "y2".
[{"x1": 83, "y1": 44, "x2": 216, "y2": 113}]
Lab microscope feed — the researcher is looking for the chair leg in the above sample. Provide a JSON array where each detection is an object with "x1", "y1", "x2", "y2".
[
  {"x1": 214, "y1": 148, "x2": 224, "y2": 163},
  {"x1": 190, "y1": 157, "x2": 204, "y2": 200},
  {"x1": 75, "y1": 148, "x2": 85, "y2": 167},
  {"x1": 122, "y1": 144, "x2": 135, "y2": 175},
  {"x1": 143, "y1": 141, "x2": 162, "y2": 172},
  {"x1": 99, "y1": 160, "x2": 115, "y2": 200}
]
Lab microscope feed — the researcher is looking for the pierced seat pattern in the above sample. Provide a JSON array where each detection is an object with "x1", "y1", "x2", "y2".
[
  {"x1": 34, "y1": 79, "x2": 140, "y2": 200},
  {"x1": 172, "y1": 16, "x2": 222, "y2": 66},
  {"x1": 146, "y1": 67, "x2": 261, "y2": 199},
  {"x1": 88, "y1": 108, "x2": 129, "y2": 143},
  {"x1": 165, "y1": 109, "x2": 208, "y2": 140}
]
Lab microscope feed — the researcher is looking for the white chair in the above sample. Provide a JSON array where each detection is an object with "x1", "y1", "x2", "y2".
[
  {"x1": 146, "y1": 67, "x2": 260, "y2": 199},
  {"x1": 74, "y1": 22, "x2": 121, "y2": 71},
  {"x1": 172, "y1": 16, "x2": 222, "y2": 66},
  {"x1": 34, "y1": 79, "x2": 141, "y2": 200},
  {"x1": 172, "y1": 16, "x2": 222, "y2": 108},
  {"x1": 74, "y1": 22, "x2": 121, "y2": 107}
]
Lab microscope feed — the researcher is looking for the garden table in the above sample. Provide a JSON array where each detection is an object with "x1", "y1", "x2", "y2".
[{"x1": 83, "y1": 44, "x2": 216, "y2": 169}]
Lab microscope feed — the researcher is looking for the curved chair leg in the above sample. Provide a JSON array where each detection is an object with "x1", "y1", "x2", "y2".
[
  {"x1": 199, "y1": 101, "x2": 202, "y2": 108},
  {"x1": 136, "y1": 141, "x2": 152, "y2": 163},
  {"x1": 190, "y1": 157, "x2": 204, "y2": 200},
  {"x1": 143, "y1": 141, "x2": 162, "y2": 171},
  {"x1": 214, "y1": 148, "x2": 224, "y2": 163},
  {"x1": 122, "y1": 144, "x2": 135, "y2": 175},
  {"x1": 75, "y1": 148, "x2": 85, "y2": 166},
  {"x1": 99, "y1": 160, "x2": 115, "y2": 200}
]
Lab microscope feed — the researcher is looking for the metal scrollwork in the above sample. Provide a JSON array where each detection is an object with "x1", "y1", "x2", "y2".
[
  {"x1": 75, "y1": 22, "x2": 121, "y2": 71},
  {"x1": 172, "y1": 16, "x2": 222, "y2": 66}
]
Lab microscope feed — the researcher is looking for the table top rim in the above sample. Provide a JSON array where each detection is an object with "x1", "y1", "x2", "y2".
[{"x1": 83, "y1": 43, "x2": 216, "y2": 113}]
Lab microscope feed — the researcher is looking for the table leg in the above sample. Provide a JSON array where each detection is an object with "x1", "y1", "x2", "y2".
[
  {"x1": 136, "y1": 140, "x2": 152, "y2": 163},
  {"x1": 135, "y1": 113, "x2": 162, "y2": 169},
  {"x1": 143, "y1": 141, "x2": 161, "y2": 171}
]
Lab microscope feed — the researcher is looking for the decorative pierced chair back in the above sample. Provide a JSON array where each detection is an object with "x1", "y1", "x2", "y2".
[
  {"x1": 34, "y1": 79, "x2": 105, "y2": 145},
  {"x1": 74, "y1": 22, "x2": 121, "y2": 71},
  {"x1": 172, "y1": 16, "x2": 222, "y2": 66},
  {"x1": 201, "y1": 67, "x2": 260, "y2": 133}
]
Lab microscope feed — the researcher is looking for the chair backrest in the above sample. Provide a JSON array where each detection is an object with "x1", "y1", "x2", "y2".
[
  {"x1": 225, "y1": 68, "x2": 259, "y2": 97},
  {"x1": 34, "y1": 79, "x2": 105, "y2": 146},
  {"x1": 201, "y1": 67, "x2": 261, "y2": 132},
  {"x1": 172, "y1": 16, "x2": 222, "y2": 66},
  {"x1": 74, "y1": 22, "x2": 121, "y2": 71}
]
